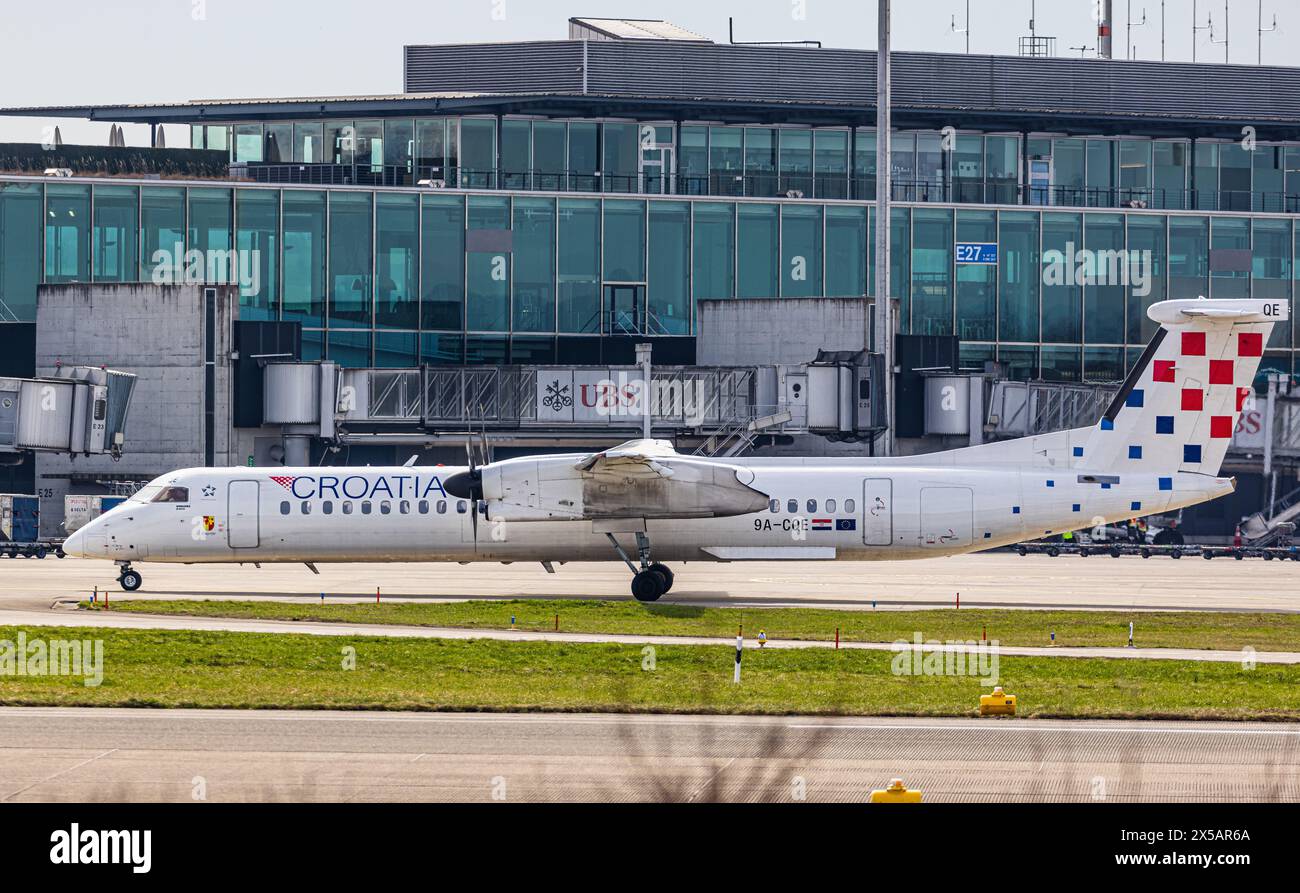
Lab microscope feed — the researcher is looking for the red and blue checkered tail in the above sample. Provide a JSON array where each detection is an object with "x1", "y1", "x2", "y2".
[{"x1": 1081, "y1": 298, "x2": 1287, "y2": 476}]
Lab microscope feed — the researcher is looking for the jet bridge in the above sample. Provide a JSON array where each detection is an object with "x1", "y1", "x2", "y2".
[{"x1": 0, "y1": 365, "x2": 137, "y2": 462}]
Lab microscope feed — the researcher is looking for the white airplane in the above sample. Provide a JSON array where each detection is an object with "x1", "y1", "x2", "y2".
[{"x1": 64, "y1": 298, "x2": 1283, "y2": 601}]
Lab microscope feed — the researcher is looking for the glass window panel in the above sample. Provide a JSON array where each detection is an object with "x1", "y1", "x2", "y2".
[
  {"x1": 375, "y1": 192, "x2": 418, "y2": 330},
  {"x1": 911, "y1": 208, "x2": 953, "y2": 336},
  {"x1": 710, "y1": 127, "x2": 743, "y2": 197},
  {"x1": 301, "y1": 329, "x2": 324, "y2": 362},
  {"x1": 384, "y1": 119, "x2": 414, "y2": 174},
  {"x1": 601, "y1": 123, "x2": 638, "y2": 194},
  {"x1": 375, "y1": 331, "x2": 418, "y2": 367},
  {"x1": 955, "y1": 210, "x2": 995, "y2": 342},
  {"x1": 1285, "y1": 147, "x2": 1300, "y2": 212},
  {"x1": 446, "y1": 119, "x2": 460, "y2": 187},
  {"x1": 1085, "y1": 140, "x2": 1114, "y2": 207},
  {"x1": 678, "y1": 126, "x2": 708, "y2": 196},
  {"x1": 1118, "y1": 140, "x2": 1152, "y2": 203},
  {"x1": 415, "y1": 119, "x2": 447, "y2": 182},
  {"x1": 1040, "y1": 345, "x2": 1081, "y2": 382},
  {"x1": 558, "y1": 198, "x2": 601, "y2": 333},
  {"x1": 951, "y1": 134, "x2": 983, "y2": 203},
  {"x1": 568, "y1": 122, "x2": 599, "y2": 192},
  {"x1": 781, "y1": 204, "x2": 822, "y2": 298},
  {"x1": 1083, "y1": 213, "x2": 1125, "y2": 344},
  {"x1": 513, "y1": 196, "x2": 555, "y2": 332},
  {"x1": 235, "y1": 188, "x2": 278, "y2": 321},
  {"x1": 421, "y1": 332, "x2": 464, "y2": 365},
  {"x1": 44, "y1": 183, "x2": 90, "y2": 283},
  {"x1": 1052, "y1": 138, "x2": 1085, "y2": 206},
  {"x1": 1254, "y1": 218, "x2": 1291, "y2": 348},
  {"x1": 92, "y1": 184, "x2": 137, "y2": 283},
  {"x1": 692, "y1": 202, "x2": 734, "y2": 301},
  {"x1": 1253, "y1": 146, "x2": 1285, "y2": 213},
  {"x1": 1153, "y1": 140, "x2": 1189, "y2": 210},
  {"x1": 354, "y1": 120, "x2": 383, "y2": 174},
  {"x1": 533, "y1": 121, "x2": 567, "y2": 191},
  {"x1": 890, "y1": 132, "x2": 915, "y2": 197},
  {"x1": 744, "y1": 128, "x2": 779, "y2": 198},
  {"x1": 1084, "y1": 346, "x2": 1125, "y2": 383},
  {"x1": 780, "y1": 129, "x2": 813, "y2": 197},
  {"x1": 960, "y1": 342, "x2": 995, "y2": 370},
  {"x1": 1211, "y1": 216, "x2": 1250, "y2": 298},
  {"x1": 1193, "y1": 142, "x2": 1219, "y2": 211},
  {"x1": 853, "y1": 128, "x2": 875, "y2": 200},
  {"x1": 0, "y1": 182, "x2": 42, "y2": 322},
  {"x1": 648, "y1": 200, "x2": 690, "y2": 334},
  {"x1": 501, "y1": 119, "x2": 531, "y2": 190},
  {"x1": 188, "y1": 187, "x2": 233, "y2": 285},
  {"x1": 465, "y1": 335, "x2": 507, "y2": 364},
  {"x1": 915, "y1": 133, "x2": 944, "y2": 202},
  {"x1": 205, "y1": 125, "x2": 229, "y2": 154},
  {"x1": 461, "y1": 118, "x2": 497, "y2": 189},
  {"x1": 263, "y1": 123, "x2": 291, "y2": 163},
  {"x1": 421, "y1": 194, "x2": 465, "y2": 331},
  {"x1": 603, "y1": 199, "x2": 645, "y2": 282},
  {"x1": 998, "y1": 345, "x2": 1039, "y2": 381},
  {"x1": 813, "y1": 130, "x2": 848, "y2": 199},
  {"x1": 233, "y1": 123, "x2": 263, "y2": 162},
  {"x1": 282, "y1": 190, "x2": 326, "y2": 326},
  {"x1": 1219, "y1": 143, "x2": 1252, "y2": 211},
  {"x1": 1125, "y1": 214, "x2": 1167, "y2": 344},
  {"x1": 510, "y1": 336, "x2": 556, "y2": 365},
  {"x1": 293, "y1": 123, "x2": 322, "y2": 164},
  {"x1": 826, "y1": 205, "x2": 867, "y2": 297},
  {"x1": 328, "y1": 191, "x2": 373, "y2": 328},
  {"x1": 1170, "y1": 215, "x2": 1209, "y2": 299},
  {"x1": 140, "y1": 186, "x2": 184, "y2": 283},
  {"x1": 737, "y1": 203, "x2": 779, "y2": 298},
  {"x1": 466, "y1": 195, "x2": 509, "y2": 331},
  {"x1": 1042, "y1": 212, "x2": 1083, "y2": 343},
  {"x1": 324, "y1": 121, "x2": 354, "y2": 166},
  {"x1": 985, "y1": 135, "x2": 1020, "y2": 204},
  {"x1": 998, "y1": 211, "x2": 1039, "y2": 342},
  {"x1": 328, "y1": 329, "x2": 371, "y2": 367}
]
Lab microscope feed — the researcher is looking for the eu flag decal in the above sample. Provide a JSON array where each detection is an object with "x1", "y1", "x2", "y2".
[{"x1": 836, "y1": 519, "x2": 857, "y2": 531}]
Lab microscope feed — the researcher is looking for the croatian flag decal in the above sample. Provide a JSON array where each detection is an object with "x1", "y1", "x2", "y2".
[{"x1": 811, "y1": 518, "x2": 833, "y2": 531}]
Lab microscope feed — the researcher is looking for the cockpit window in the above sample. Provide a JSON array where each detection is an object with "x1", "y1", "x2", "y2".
[{"x1": 151, "y1": 486, "x2": 190, "y2": 503}]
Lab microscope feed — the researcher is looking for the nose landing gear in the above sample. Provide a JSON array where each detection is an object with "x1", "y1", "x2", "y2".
[
  {"x1": 116, "y1": 563, "x2": 142, "y2": 592},
  {"x1": 605, "y1": 532, "x2": 675, "y2": 602}
]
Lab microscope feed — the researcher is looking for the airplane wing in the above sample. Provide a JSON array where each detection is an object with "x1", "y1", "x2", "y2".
[{"x1": 574, "y1": 439, "x2": 679, "y2": 478}]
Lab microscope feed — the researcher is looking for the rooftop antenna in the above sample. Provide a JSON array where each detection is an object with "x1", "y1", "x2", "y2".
[
  {"x1": 1192, "y1": 0, "x2": 1211, "y2": 62},
  {"x1": 950, "y1": 0, "x2": 970, "y2": 53},
  {"x1": 1208, "y1": 1, "x2": 1228, "y2": 63},
  {"x1": 1069, "y1": 44, "x2": 1095, "y2": 57},
  {"x1": 1019, "y1": 0, "x2": 1057, "y2": 56},
  {"x1": 1258, "y1": 1, "x2": 1278, "y2": 65},
  {"x1": 1126, "y1": 1, "x2": 1147, "y2": 59},
  {"x1": 1160, "y1": 0, "x2": 1165, "y2": 60},
  {"x1": 1096, "y1": 0, "x2": 1113, "y2": 59}
]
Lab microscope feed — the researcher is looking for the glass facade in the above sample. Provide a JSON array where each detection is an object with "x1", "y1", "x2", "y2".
[{"x1": 2, "y1": 175, "x2": 1299, "y2": 380}]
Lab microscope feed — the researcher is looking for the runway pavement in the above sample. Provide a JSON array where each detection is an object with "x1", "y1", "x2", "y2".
[
  {"x1": 3, "y1": 607, "x2": 1295, "y2": 663},
  {"x1": 1, "y1": 552, "x2": 1296, "y2": 613},
  {"x1": 0, "y1": 708, "x2": 1295, "y2": 802}
]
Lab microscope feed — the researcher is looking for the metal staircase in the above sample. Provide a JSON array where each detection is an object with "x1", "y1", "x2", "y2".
[
  {"x1": 1241, "y1": 482, "x2": 1300, "y2": 543},
  {"x1": 693, "y1": 409, "x2": 794, "y2": 458}
]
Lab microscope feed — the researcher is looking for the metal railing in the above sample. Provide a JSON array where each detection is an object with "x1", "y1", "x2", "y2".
[{"x1": 988, "y1": 380, "x2": 1119, "y2": 438}]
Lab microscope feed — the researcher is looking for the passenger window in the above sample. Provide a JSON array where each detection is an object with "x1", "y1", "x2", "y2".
[
  {"x1": 380, "y1": 500, "x2": 392, "y2": 515},
  {"x1": 768, "y1": 499, "x2": 779, "y2": 513},
  {"x1": 807, "y1": 499, "x2": 817, "y2": 513},
  {"x1": 342, "y1": 501, "x2": 353, "y2": 515},
  {"x1": 301, "y1": 501, "x2": 311, "y2": 515},
  {"x1": 361, "y1": 501, "x2": 372, "y2": 515},
  {"x1": 418, "y1": 500, "x2": 429, "y2": 514},
  {"x1": 826, "y1": 498, "x2": 837, "y2": 513},
  {"x1": 279, "y1": 501, "x2": 290, "y2": 515},
  {"x1": 845, "y1": 498, "x2": 856, "y2": 513},
  {"x1": 322, "y1": 501, "x2": 333, "y2": 515},
  {"x1": 400, "y1": 500, "x2": 410, "y2": 514},
  {"x1": 456, "y1": 500, "x2": 467, "y2": 514},
  {"x1": 787, "y1": 499, "x2": 798, "y2": 513},
  {"x1": 437, "y1": 500, "x2": 447, "y2": 514}
]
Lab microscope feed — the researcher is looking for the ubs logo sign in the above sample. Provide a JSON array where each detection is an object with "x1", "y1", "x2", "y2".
[{"x1": 542, "y1": 380, "x2": 573, "y2": 414}]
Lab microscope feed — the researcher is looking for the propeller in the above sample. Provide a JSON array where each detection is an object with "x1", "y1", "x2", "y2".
[{"x1": 444, "y1": 422, "x2": 489, "y2": 546}]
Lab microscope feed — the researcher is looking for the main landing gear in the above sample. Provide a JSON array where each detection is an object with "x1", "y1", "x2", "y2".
[
  {"x1": 116, "y1": 562, "x2": 142, "y2": 592},
  {"x1": 605, "y1": 532, "x2": 674, "y2": 602}
]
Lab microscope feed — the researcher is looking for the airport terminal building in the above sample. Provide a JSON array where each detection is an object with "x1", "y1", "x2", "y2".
[{"x1": 4, "y1": 16, "x2": 1300, "y2": 537}]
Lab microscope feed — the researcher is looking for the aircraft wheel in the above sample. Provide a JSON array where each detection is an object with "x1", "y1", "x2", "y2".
[
  {"x1": 631, "y1": 570, "x2": 665, "y2": 603},
  {"x1": 1016, "y1": 546, "x2": 1027, "y2": 556},
  {"x1": 1170, "y1": 549, "x2": 1182, "y2": 559},
  {"x1": 119, "y1": 570, "x2": 143, "y2": 592},
  {"x1": 1046, "y1": 546, "x2": 1060, "y2": 558},
  {"x1": 647, "y1": 563, "x2": 674, "y2": 592},
  {"x1": 1202, "y1": 551, "x2": 1214, "y2": 560},
  {"x1": 1140, "y1": 548, "x2": 1151, "y2": 559},
  {"x1": 1110, "y1": 546, "x2": 1122, "y2": 558}
]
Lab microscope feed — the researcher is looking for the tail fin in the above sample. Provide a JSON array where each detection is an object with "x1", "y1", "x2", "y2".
[{"x1": 1081, "y1": 298, "x2": 1286, "y2": 475}]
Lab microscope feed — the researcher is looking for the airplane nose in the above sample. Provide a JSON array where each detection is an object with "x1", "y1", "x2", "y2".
[{"x1": 62, "y1": 527, "x2": 87, "y2": 558}]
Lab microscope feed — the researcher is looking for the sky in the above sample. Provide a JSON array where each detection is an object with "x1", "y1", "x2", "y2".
[{"x1": 0, "y1": 0, "x2": 1292, "y2": 145}]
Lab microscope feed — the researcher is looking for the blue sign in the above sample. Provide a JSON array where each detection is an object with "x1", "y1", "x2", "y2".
[{"x1": 955, "y1": 242, "x2": 998, "y2": 264}]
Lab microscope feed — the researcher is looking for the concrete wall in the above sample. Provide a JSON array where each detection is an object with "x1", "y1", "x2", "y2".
[
  {"x1": 34, "y1": 283, "x2": 238, "y2": 536},
  {"x1": 697, "y1": 298, "x2": 870, "y2": 367}
]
